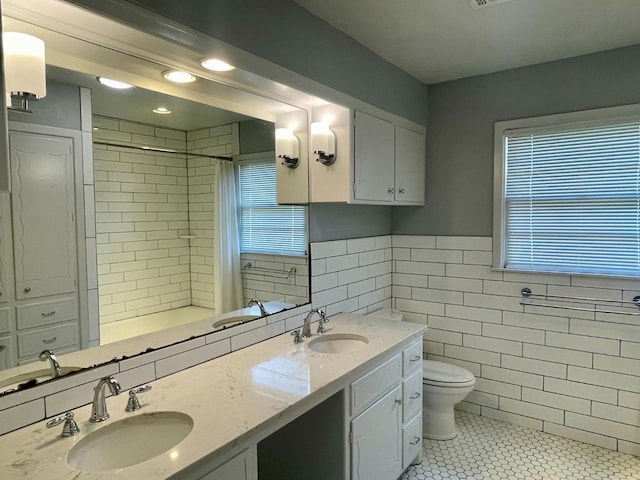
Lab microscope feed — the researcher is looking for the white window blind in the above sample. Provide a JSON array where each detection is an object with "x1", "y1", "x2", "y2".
[
  {"x1": 504, "y1": 120, "x2": 640, "y2": 276},
  {"x1": 237, "y1": 160, "x2": 307, "y2": 256}
]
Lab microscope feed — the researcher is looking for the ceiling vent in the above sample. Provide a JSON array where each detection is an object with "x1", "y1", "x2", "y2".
[{"x1": 470, "y1": 0, "x2": 512, "y2": 9}]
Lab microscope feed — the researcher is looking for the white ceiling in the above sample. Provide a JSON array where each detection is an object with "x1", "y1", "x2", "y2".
[{"x1": 294, "y1": 0, "x2": 640, "y2": 84}]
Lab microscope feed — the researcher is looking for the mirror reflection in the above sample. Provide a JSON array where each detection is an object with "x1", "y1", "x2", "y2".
[{"x1": 0, "y1": 7, "x2": 312, "y2": 391}]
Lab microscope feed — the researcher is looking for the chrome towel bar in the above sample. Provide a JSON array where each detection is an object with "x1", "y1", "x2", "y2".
[
  {"x1": 241, "y1": 262, "x2": 297, "y2": 279},
  {"x1": 520, "y1": 287, "x2": 640, "y2": 316}
]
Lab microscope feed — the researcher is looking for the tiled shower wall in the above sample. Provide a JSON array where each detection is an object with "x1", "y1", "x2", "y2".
[
  {"x1": 93, "y1": 116, "x2": 190, "y2": 323},
  {"x1": 309, "y1": 234, "x2": 640, "y2": 455},
  {"x1": 391, "y1": 235, "x2": 640, "y2": 455},
  {"x1": 186, "y1": 124, "x2": 234, "y2": 310}
]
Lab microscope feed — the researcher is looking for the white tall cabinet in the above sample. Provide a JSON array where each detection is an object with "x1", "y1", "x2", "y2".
[{"x1": 0, "y1": 126, "x2": 84, "y2": 369}]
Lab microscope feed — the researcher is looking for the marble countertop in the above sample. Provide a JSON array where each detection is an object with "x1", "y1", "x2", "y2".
[{"x1": 0, "y1": 314, "x2": 425, "y2": 479}]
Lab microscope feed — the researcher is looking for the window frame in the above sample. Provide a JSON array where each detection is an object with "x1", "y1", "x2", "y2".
[
  {"x1": 493, "y1": 103, "x2": 640, "y2": 278},
  {"x1": 235, "y1": 151, "x2": 308, "y2": 257}
]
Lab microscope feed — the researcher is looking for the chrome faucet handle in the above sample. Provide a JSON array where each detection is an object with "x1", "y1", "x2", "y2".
[
  {"x1": 125, "y1": 384, "x2": 152, "y2": 412},
  {"x1": 46, "y1": 411, "x2": 80, "y2": 437},
  {"x1": 317, "y1": 312, "x2": 330, "y2": 334},
  {"x1": 290, "y1": 329, "x2": 303, "y2": 344}
]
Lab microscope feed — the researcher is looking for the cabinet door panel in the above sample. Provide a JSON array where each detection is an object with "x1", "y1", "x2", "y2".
[
  {"x1": 10, "y1": 131, "x2": 76, "y2": 299},
  {"x1": 351, "y1": 385, "x2": 403, "y2": 480},
  {"x1": 0, "y1": 193, "x2": 10, "y2": 302},
  {"x1": 200, "y1": 449, "x2": 252, "y2": 480},
  {"x1": 354, "y1": 111, "x2": 395, "y2": 202},
  {"x1": 395, "y1": 126, "x2": 425, "y2": 204},
  {"x1": 0, "y1": 335, "x2": 14, "y2": 371}
]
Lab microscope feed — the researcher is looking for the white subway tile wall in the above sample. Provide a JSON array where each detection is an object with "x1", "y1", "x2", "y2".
[
  {"x1": 240, "y1": 252, "x2": 310, "y2": 307},
  {"x1": 93, "y1": 116, "x2": 191, "y2": 323},
  {"x1": 390, "y1": 235, "x2": 640, "y2": 455},
  {"x1": 310, "y1": 236, "x2": 393, "y2": 315}
]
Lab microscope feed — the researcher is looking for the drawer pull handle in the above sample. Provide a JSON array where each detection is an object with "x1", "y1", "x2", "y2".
[
  {"x1": 41, "y1": 311, "x2": 56, "y2": 318},
  {"x1": 42, "y1": 337, "x2": 57, "y2": 344},
  {"x1": 24, "y1": 287, "x2": 31, "y2": 293},
  {"x1": 0, "y1": 345, "x2": 5, "y2": 351},
  {"x1": 395, "y1": 399, "x2": 402, "y2": 405},
  {"x1": 410, "y1": 392, "x2": 421, "y2": 400},
  {"x1": 409, "y1": 436, "x2": 421, "y2": 446},
  {"x1": 409, "y1": 355, "x2": 421, "y2": 362}
]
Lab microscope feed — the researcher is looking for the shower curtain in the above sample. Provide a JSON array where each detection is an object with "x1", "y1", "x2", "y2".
[{"x1": 213, "y1": 160, "x2": 244, "y2": 314}]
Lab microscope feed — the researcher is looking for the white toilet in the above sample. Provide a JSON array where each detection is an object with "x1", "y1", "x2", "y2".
[{"x1": 366, "y1": 308, "x2": 476, "y2": 440}]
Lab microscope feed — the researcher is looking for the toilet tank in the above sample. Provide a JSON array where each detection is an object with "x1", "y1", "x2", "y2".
[{"x1": 366, "y1": 308, "x2": 403, "y2": 322}]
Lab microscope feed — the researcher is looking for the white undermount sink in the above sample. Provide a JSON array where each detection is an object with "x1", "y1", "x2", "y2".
[
  {"x1": 307, "y1": 333, "x2": 369, "y2": 354},
  {"x1": 67, "y1": 411, "x2": 193, "y2": 472},
  {"x1": 212, "y1": 314, "x2": 259, "y2": 329}
]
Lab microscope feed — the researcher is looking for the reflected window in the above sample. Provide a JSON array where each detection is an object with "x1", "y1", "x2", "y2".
[{"x1": 237, "y1": 156, "x2": 307, "y2": 256}]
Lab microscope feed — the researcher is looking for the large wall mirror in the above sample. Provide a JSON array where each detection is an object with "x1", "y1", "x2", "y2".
[{"x1": 0, "y1": 0, "x2": 316, "y2": 394}]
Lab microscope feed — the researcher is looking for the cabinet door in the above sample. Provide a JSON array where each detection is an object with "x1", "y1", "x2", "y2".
[
  {"x1": 0, "y1": 335, "x2": 14, "y2": 371},
  {"x1": 354, "y1": 111, "x2": 395, "y2": 202},
  {"x1": 395, "y1": 126, "x2": 425, "y2": 204},
  {"x1": 0, "y1": 193, "x2": 9, "y2": 302},
  {"x1": 10, "y1": 131, "x2": 77, "y2": 299},
  {"x1": 199, "y1": 449, "x2": 256, "y2": 480},
  {"x1": 351, "y1": 385, "x2": 403, "y2": 480}
]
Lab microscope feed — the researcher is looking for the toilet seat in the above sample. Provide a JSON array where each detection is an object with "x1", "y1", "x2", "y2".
[{"x1": 422, "y1": 360, "x2": 475, "y2": 387}]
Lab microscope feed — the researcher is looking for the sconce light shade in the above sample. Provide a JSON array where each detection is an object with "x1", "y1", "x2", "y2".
[
  {"x1": 3, "y1": 32, "x2": 46, "y2": 100},
  {"x1": 310, "y1": 122, "x2": 337, "y2": 166},
  {"x1": 275, "y1": 128, "x2": 300, "y2": 169}
]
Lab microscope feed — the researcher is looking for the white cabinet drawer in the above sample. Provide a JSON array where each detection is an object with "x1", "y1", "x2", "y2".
[
  {"x1": 403, "y1": 413, "x2": 422, "y2": 469},
  {"x1": 351, "y1": 353, "x2": 401, "y2": 415},
  {"x1": 403, "y1": 340, "x2": 423, "y2": 376},
  {"x1": 17, "y1": 297, "x2": 77, "y2": 330},
  {"x1": 0, "y1": 307, "x2": 10, "y2": 334},
  {"x1": 403, "y1": 369, "x2": 423, "y2": 423},
  {"x1": 17, "y1": 322, "x2": 79, "y2": 358}
]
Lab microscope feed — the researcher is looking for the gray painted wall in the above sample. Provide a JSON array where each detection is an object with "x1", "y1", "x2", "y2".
[
  {"x1": 392, "y1": 43, "x2": 640, "y2": 237},
  {"x1": 309, "y1": 204, "x2": 391, "y2": 242},
  {"x1": 239, "y1": 119, "x2": 275, "y2": 155},
  {"x1": 8, "y1": 80, "x2": 81, "y2": 130}
]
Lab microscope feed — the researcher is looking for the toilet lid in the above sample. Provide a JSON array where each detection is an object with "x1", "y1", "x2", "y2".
[{"x1": 423, "y1": 360, "x2": 475, "y2": 384}]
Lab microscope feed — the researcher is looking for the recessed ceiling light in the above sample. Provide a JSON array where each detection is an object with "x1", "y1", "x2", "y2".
[
  {"x1": 153, "y1": 107, "x2": 172, "y2": 115},
  {"x1": 162, "y1": 70, "x2": 196, "y2": 84},
  {"x1": 200, "y1": 58, "x2": 235, "y2": 72},
  {"x1": 97, "y1": 77, "x2": 134, "y2": 89}
]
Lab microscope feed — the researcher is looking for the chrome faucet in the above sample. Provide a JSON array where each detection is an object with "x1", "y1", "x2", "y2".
[
  {"x1": 90, "y1": 376, "x2": 121, "y2": 423},
  {"x1": 39, "y1": 349, "x2": 62, "y2": 378},
  {"x1": 248, "y1": 298, "x2": 268, "y2": 316},
  {"x1": 302, "y1": 308, "x2": 328, "y2": 337}
]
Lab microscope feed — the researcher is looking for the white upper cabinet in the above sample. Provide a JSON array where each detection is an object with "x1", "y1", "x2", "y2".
[
  {"x1": 354, "y1": 111, "x2": 395, "y2": 202},
  {"x1": 10, "y1": 131, "x2": 77, "y2": 299},
  {"x1": 0, "y1": 194, "x2": 9, "y2": 303},
  {"x1": 394, "y1": 125, "x2": 426, "y2": 204},
  {"x1": 309, "y1": 104, "x2": 425, "y2": 205}
]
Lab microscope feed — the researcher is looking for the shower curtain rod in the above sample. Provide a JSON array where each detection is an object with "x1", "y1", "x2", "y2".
[{"x1": 93, "y1": 141, "x2": 233, "y2": 161}]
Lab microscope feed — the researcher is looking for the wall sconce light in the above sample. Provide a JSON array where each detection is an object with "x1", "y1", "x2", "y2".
[
  {"x1": 310, "y1": 122, "x2": 336, "y2": 166},
  {"x1": 3, "y1": 32, "x2": 46, "y2": 114},
  {"x1": 276, "y1": 128, "x2": 300, "y2": 169}
]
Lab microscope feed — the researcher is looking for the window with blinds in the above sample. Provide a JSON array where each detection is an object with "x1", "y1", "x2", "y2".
[
  {"x1": 502, "y1": 119, "x2": 640, "y2": 276},
  {"x1": 237, "y1": 159, "x2": 307, "y2": 256}
]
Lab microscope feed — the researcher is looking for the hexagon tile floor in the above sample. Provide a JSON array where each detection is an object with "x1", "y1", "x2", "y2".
[{"x1": 399, "y1": 411, "x2": 640, "y2": 480}]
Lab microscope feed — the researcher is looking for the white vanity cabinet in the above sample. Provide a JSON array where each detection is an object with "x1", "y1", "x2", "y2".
[
  {"x1": 199, "y1": 449, "x2": 257, "y2": 480},
  {"x1": 309, "y1": 105, "x2": 426, "y2": 206},
  {"x1": 350, "y1": 339, "x2": 423, "y2": 480}
]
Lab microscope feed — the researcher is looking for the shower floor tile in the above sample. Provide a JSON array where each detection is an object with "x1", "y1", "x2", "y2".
[{"x1": 400, "y1": 411, "x2": 640, "y2": 480}]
